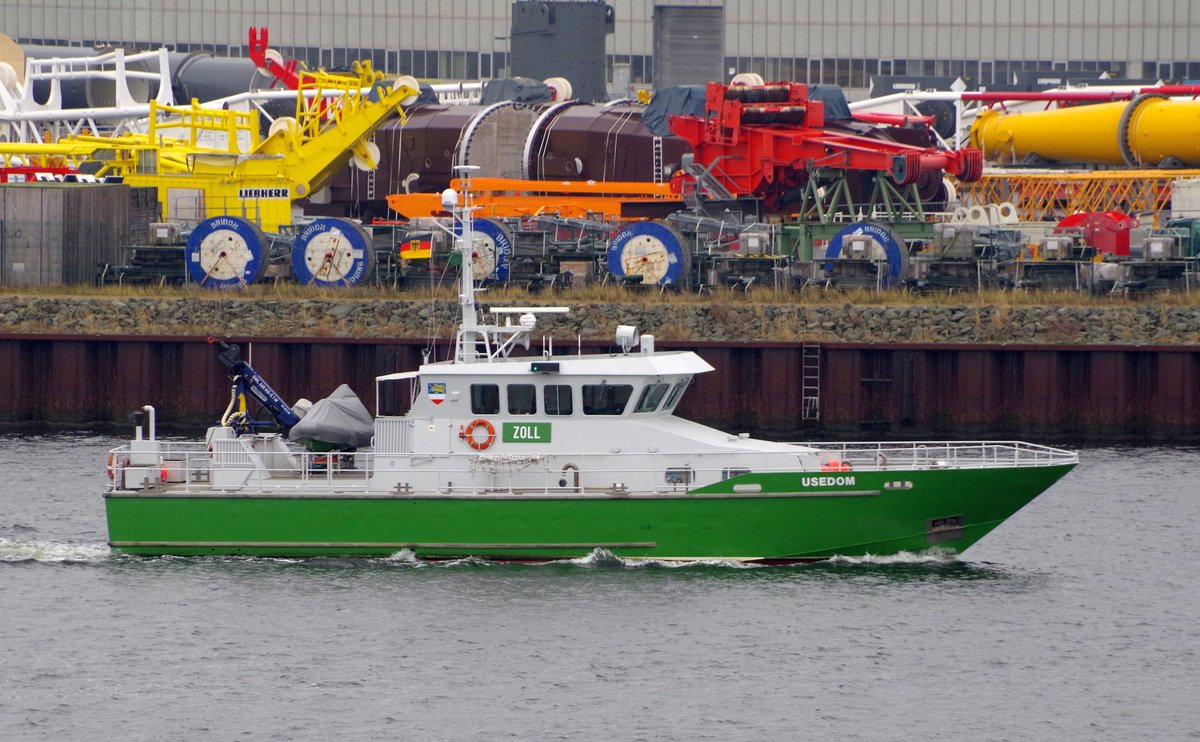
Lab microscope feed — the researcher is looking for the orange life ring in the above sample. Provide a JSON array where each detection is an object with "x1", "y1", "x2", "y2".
[
  {"x1": 821, "y1": 459, "x2": 851, "y2": 472},
  {"x1": 462, "y1": 419, "x2": 496, "y2": 450},
  {"x1": 106, "y1": 451, "x2": 127, "y2": 481}
]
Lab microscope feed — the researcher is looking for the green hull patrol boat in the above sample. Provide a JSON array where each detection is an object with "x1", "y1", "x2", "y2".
[{"x1": 104, "y1": 173, "x2": 1077, "y2": 563}]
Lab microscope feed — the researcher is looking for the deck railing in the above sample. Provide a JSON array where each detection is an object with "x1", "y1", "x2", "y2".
[
  {"x1": 106, "y1": 439, "x2": 1078, "y2": 497},
  {"x1": 799, "y1": 441, "x2": 1080, "y2": 470}
]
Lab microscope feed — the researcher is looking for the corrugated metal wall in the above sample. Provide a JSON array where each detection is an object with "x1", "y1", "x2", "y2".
[
  {"x1": 652, "y1": 5, "x2": 725, "y2": 88},
  {"x1": 3, "y1": 334, "x2": 1199, "y2": 440},
  {"x1": 0, "y1": 184, "x2": 151, "y2": 286},
  {"x1": 4, "y1": 0, "x2": 1199, "y2": 89}
]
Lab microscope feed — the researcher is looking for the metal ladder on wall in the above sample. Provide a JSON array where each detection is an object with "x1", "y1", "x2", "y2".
[
  {"x1": 652, "y1": 136, "x2": 663, "y2": 183},
  {"x1": 366, "y1": 135, "x2": 377, "y2": 201},
  {"x1": 801, "y1": 342, "x2": 821, "y2": 425}
]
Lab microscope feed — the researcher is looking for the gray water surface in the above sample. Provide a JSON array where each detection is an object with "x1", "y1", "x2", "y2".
[{"x1": 1, "y1": 434, "x2": 1197, "y2": 740}]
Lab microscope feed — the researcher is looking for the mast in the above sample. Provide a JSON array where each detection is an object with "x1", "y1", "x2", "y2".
[
  {"x1": 450, "y1": 166, "x2": 484, "y2": 363},
  {"x1": 448, "y1": 165, "x2": 569, "y2": 364}
]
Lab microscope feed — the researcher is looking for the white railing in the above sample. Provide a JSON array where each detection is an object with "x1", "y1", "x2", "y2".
[
  {"x1": 798, "y1": 441, "x2": 1080, "y2": 470},
  {"x1": 106, "y1": 439, "x2": 1077, "y2": 497}
]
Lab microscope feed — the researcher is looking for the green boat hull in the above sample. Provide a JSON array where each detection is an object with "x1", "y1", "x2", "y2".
[{"x1": 105, "y1": 464, "x2": 1075, "y2": 561}]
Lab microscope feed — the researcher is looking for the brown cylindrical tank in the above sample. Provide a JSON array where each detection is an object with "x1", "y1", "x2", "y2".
[
  {"x1": 314, "y1": 101, "x2": 546, "y2": 214},
  {"x1": 525, "y1": 101, "x2": 691, "y2": 183},
  {"x1": 313, "y1": 99, "x2": 693, "y2": 219}
]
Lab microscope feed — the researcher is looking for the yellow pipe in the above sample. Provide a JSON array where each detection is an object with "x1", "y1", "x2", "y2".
[
  {"x1": 0, "y1": 141, "x2": 106, "y2": 157},
  {"x1": 970, "y1": 96, "x2": 1200, "y2": 168},
  {"x1": 1123, "y1": 96, "x2": 1200, "y2": 167},
  {"x1": 970, "y1": 102, "x2": 1129, "y2": 166}
]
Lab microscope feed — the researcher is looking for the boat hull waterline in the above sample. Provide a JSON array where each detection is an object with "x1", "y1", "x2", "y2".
[{"x1": 106, "y1": 464, "x2": 1074, "y2": 562}]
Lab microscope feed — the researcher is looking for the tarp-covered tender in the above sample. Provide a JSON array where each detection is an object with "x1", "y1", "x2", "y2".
[{"x1": 288, "y1": 384, "x2": 374, "y2": 449}]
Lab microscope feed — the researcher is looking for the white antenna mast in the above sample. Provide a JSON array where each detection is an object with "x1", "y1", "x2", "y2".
[{"x1": 449, "y1": 165, "x2": 482, "y2": 363}]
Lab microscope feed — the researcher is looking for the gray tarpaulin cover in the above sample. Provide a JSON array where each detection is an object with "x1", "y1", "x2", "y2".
[
  {"x1": 643, "y1": 85, "x2": 707, "y2": 136},
  {"x1": 808, "y1": 85, "x2": 852, "y2": 121},
  {"x1": 480, "y1": 77, "x2": 553, "y2": 105},
  {"x1": 413, "y1": 82, "x2": 440, "y2": 106},
  {"x1": 288, "y1": 384, "x2": 374, "y2": 448}
]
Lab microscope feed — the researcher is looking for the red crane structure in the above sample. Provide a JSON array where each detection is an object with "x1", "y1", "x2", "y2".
[
  {"x1": 248, "y1": 27, "x2": 303, "y2": 90},
  {"x1": 668, "y1": 81, "x2": 984, "y2": 218}
]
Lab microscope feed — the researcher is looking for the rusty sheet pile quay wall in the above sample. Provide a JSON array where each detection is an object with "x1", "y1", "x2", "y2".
[{"x1": 2, "y1": 296, "x2": 1200, "y2": 440}]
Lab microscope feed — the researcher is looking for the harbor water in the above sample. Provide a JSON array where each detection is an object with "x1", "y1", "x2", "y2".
[{"x1": 1, "y1": 433, "x2": 1197, "y2": 740}]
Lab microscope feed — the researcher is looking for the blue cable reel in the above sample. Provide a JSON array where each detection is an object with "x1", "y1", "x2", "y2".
[
  {"x1": 606, "y1": 221, "x2": 691, "y2": 287},
  {"x1": 291, "y1": 218, "x2": 376, "y2": 287},
  {"x1": 185, "y1": 216, "x2": 267, "y2": 289},
  {"x1": 454, "y1": 217, "x2": 513, "y2": 284},
  {"x1": 823, "y1": 222, "x2": 910, "y2": 288}
]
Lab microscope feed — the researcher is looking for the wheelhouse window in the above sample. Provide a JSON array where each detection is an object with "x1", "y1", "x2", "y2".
[
  {"x1": 470, "y1": 383, "x2": 499, "y2": 415},
  {"x1": 582, "y1": 384, "x2": 633, "y2": 415},
  {"x1": 663, "y1": 379, "x2": 690, "y2": 410},
  {"x1": 544, "y1": 384, "x2": 573, "y2": 416},
  {"x1": 507, "y1": 384, "x2": 536, "y2": 415},
  {"x1": 634, "y1": 383, "x2": 670, "y2": 413}
]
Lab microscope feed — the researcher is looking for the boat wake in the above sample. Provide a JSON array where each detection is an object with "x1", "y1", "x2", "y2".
[
  {"x1": 824, "y1": 547, "x2": 963, "y2": 566},
  {"x1": 562, "y1": 548, "x2": 761, "y2": 570},
  {"x1": 0, "y1": 540, "x2": 970, "y2": 572},
  {"x1": 0, "y1": 537, "x2": 112, "y2": 564},
  {"x1": 559, "y1": 547, "x2": 968, "y2": 570}
]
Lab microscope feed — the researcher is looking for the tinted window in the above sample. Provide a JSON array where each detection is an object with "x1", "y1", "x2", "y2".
[
  {"x1": 582, "y1": 384, "x2": 633, "y2": 415},
  {"x1": 663, "y1": 379, "x2": 690, "y2": 410},
  {"x1": 634, "y1": 383, "x2": 670, "y2": 413},
  {"x1": 544, "y1": 385, "x2": 573, "y2": 416},
  {"x1": 507, "y1": 384, "x2": 536, "y2": 415},
  {"x1": 470, "y1": 384, "x2": 499, "y2": 414}
]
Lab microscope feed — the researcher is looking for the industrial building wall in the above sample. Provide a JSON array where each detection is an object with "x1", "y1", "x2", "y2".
[{"x1": 2, "y1": 0, "x2": 1199, "y2": 93}]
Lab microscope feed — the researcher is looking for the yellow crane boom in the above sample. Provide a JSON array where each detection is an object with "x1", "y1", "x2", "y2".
[{"x1": 2, "y1": 60, "x2": 416, "y2": 233}]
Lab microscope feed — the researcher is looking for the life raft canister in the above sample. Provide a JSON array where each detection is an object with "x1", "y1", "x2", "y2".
[{"x1": 461, "y1": 419, "x2": 496, "y2": 450}]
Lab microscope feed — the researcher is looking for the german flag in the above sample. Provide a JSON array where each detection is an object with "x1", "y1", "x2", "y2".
[{"x1": 399, "y1": 233, "x2": 432, "y2": 260}]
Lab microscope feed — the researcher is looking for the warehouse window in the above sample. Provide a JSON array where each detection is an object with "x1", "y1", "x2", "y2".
[{"x1": 850, "y1": 59, "x2": 866, "y2": 88}]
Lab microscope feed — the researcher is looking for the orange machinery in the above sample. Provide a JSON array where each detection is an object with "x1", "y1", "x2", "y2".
[{"x1": 386, "y1": 176, "x2": 677, "y2": 221}]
